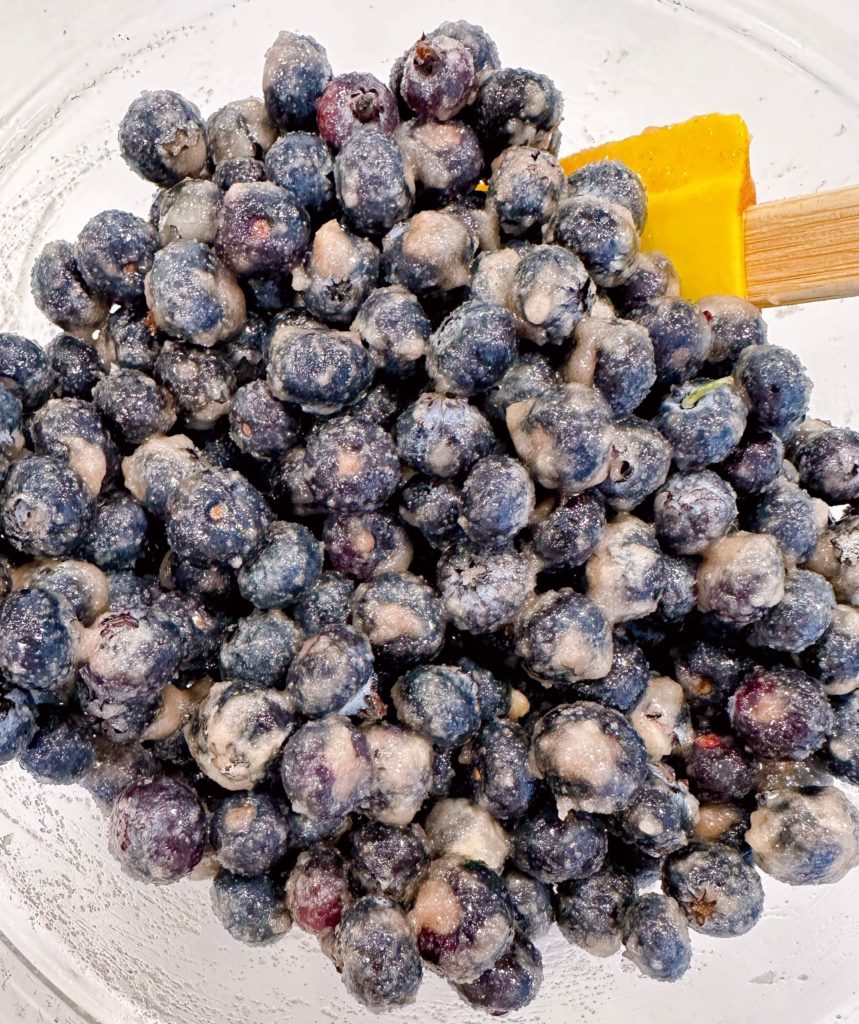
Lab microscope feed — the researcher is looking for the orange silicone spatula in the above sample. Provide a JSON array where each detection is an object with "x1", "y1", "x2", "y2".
[{"x1": 560, "y1": 114, "x2": 859, "y2": 308}]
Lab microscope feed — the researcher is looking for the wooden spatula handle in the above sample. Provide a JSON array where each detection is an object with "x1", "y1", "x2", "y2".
[{"x1": 744, "y1": 184, "x2": 859, "y2": 307}]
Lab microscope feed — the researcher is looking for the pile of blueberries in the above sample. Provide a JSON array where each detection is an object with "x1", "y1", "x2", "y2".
[{"x1": 2, "y1": 18, "x2": 859, "y2": 1015}]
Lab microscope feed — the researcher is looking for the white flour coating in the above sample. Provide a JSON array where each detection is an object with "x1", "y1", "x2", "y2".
[
  {"x1": 400, "y1": 211, "x2": 474, "y2": 292},
  {"x1": 424, "y1": 798, "x2": 510, "y2": 872},
  {"x1": 366, "y1": 601, "x2": 428, "y2": 645},
  {"x1": 538, "y1": 717, "x2": 619, "y2": 790},
  {"x1": 122, "y1": 433, "x2": 197, "y2": 503},
  {"x1": 694, "y1": 802, "x2": 744, "y2": 843},
  {"x1": 586, "y1": 515, "x2": 661, "y2": 624},
  {"x1": 141, "y1": 678, "x2": 212, "y2": 742},
  {"x1": 470, "y1": 248, "x2": 522, "y2": 305},
  {"x1": 364, "y1": 723, "x2": 433, "y2": 826},
  {"x1": 629, "y1": 676, "x2": 689, "y2": 762},
  {"x1": 820, "y1": 605, "x2": 859, "y2": 695},
  {"x1": 697, "y1": 531, "x2": 785, "y2": 623},
  {"x1": 157, "y1": 180, "x2": 222, "y2": 246}
]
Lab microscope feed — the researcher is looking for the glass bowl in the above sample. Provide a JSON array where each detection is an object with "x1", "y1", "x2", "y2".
[{"x1": 1, "y1": 1, "x2": 859, "y2": 1021}]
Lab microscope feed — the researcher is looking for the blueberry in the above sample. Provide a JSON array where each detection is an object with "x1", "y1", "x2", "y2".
[
  {"x1": 657, "y1": 377, "x2": 748, "y2": 470},
  {"x1": 154, "y1": 178, "x2": 223, "y2": 246},
  {"x1": 504, "y1": 871, "x2": 553, "y2": 939},
  {"x1": 506, "y1": 245, "x2": 595, "y2": 346},
  {"x1": 484, "y1": 352, "x2": 559, "y2": 424},
  {"x1": 348, "y1": 383, "x2": 401, "y2": 429},
  {"x1": 750, "y1": 568, "x2": 834, "y2": 653},
  {"x1": 267, "y1": 445, "x2": 322, "y2": 517},
  {"x1": 145, "y1": 240, "x2": 247, "y2": 347},
  {"x1": 747, "y1": 477, "x2": 825, "y2": 564},
  {"x1": 672, "y1": 638, "x2": 753, "y2": 726},
  {"x1": 161, "y1": 551, "x2": 235, "y2": 600},
  {"x1": 458, "y1": 659, "x2": 513, "y2": 722},
  {"x1": 93, "y1": 367, "x2": 176, "y2": 445},
  {"x1": 215, "y1": 181, "x2": 310, "y2": 277},
  {"x1": 0, "y1": 385, "x2": 23, "y2": 472},
  {"x1": 438, "y1": 542, "x2": 536, "y2": 634},
  {"x1": 266, "y1": 322, "x2": 375, "y2": 415},
  {"x1": 532, "y1": 702, "x2": 648, "y2": 814},
  {"x1": 362, "y1": 721, "x2": 434, "y2": 826},
  {"x1": 622, "y1": 893, "x2": 692, "y2": 981},
  {"x1": 155, "y1": 342, "x2": 235, "y2": 431},
  {"x1": 259, "y1": 141, "x2": 331, "y2": 231},
  {"x1": 262, "y1": 31, "x2": 332, "y2": 130},
  {"x1": 512, "y1": 803, "x2": 607, "y2": 884},
  {"x1": 828, "y1": 691, "x2": 859, "y2": 784},
  {"x1": 280, "y1": 715, "x2": 372, "y2": 819},
  {"x1": 747, "y1": 786, "x2": 859, "y2": 885},
  {"x1": 30, "y1": 239, "x2": 109, "y2": 332},
  {"x1": 348, "y1": 821, "x2": 430, "y2": 903},
  {"x1": 0, "y1": 333, "x2": 56, "y2": 411},
  {"x1": 696, "y1": 531, "x2": 785, "y2": 625},
  {"x1": 47, "y1": 332, "x2": 107, "y2": 400},
  {"x1": 121, "y1": 433, "x2": 203, "y2": 519},
  {"x1": 292, "y1": 219, "x2": 379, "y2": 326},
  {"x1": 550, "y1": 194, "x2": 639, "y2": 287},
  {"x1": 285, "y1": 624, "x2": 374, "y2": 718},
  {"x1": 568, "y1": 631, "x2": 650, "y2": 711},
  {"x1": 210, "y1": 791, "x2": 290, "y2": 876},
  {"x1": 285, "y1": 844, "x2": 351, "y2": 935},
  {"x1": 0, "y1": 688, "x2": 37, "y2": 765},
  {"x1": 286, "y1": 810, "x2": 353, "y2": 850},
  {"x1": 213, "y1": 157, "x2": 267, "y2": 190},
  {"x1": 717, "y1": 428, "x2": 784, "y2": 495},
  {"x1": 430, "y1": 746, "x2": 457, "y2": 799},
  {"x1": 567, "y1": 159, "x2": 648, "y2": 232},
  {"x1": 293, "y1": 571, "x2": 355, "y2": 636},
  {"x1": 314, "y1": 73, "x2": 399, "y2": 154},
  {"x1": 408, "y1": 855, "x2": 514, "y2": 983},
  {"x1": 608, "y1": 250, "x2": 680, "y2": 314},
  {"x1": 804, "y1": 514, "x2": 859, "y2": 606},
  {"x1": 118, "y1": 90, "x2": 208, "y2": 186},
  {"x1": 470, "y1": 246, "x2": 523, "y2": 305},
  {"x1": 586, "y1": 514, "x2": 664, "y2": 624},
  {"x1": 514, "y1": 589, "x2": 613, "y2": 685},
  {"x1": 792, "y1": 422, "x2": 859, "y2": 503},
  {"x1": 103, "y1": 307, "x2": 162, "y2": 374},
  {"x1": 19, "y1": 710, "x2": 94, "y2": 784},
  {"x1": 217, "y1": 312, "x2": 269, "y2": 384},
  {"x1": 693, "y1": 801, "x2": 751, "y2": 850},
  {"x1": 654, "y1": 470, "x2": 737, "y2": 556},
  {"x1": 80, "y1": 736, "x2": 158, "y2": 808},
  {"x1": 507, "y1": 383, "x2": 613, "y2": 493},
  {"x1": 20, "y1": 559, "x2": 108, "y2": 626},
  {"x1": 734, "y1": 344, "x2": 811, "y2": 437},
  {"x1": 400, "y1": 476, "x2": 464, "y2": 550},
  {"x1": 686, "y1": 733, "x2": 757, "y2": 800},
  {"x1": 396, "y1": 393, "x2": 494, "y2": 480},
  {"x1": 618, "y1": 769, "x2": 698, "y2": 857},
  {"x1": 428, "y1": 300, "x2": 518, "y2": 397},
  {"x1": 396, "y1": 119, "x2": 483, "y2": 205},
  {"x1": 663, "y1": 842, "x2": 762, "y2": 938},
  {"x1": 469, "y1": 67, "x2": 563, "y2": 159},
  {"x1": 166, "y1": 465, "x2": 272, "y2": 569},
  {"x1": 489, "y1": 147, "x2": 565, "y2": 238},
  {"x1": 237, "y1": 520, "x2": 322, "y2": 608},
  {"x1": 218, "y1": 610, "x2": 301, "y2": 686},
  {"x1": 468, "y1": 718, "x2": 536, "y2": 820},
  {"x1": 556, "y1": 867, "x2": 635, "y2": 957},
  {"x1": 323, "y1": 511, "x2": 412, "y2": 581},
  {"x1": 352, "y1": 285, "x2": 430, "y2": 377},
  {"x1": 74, "y1": 210, "x2": 158, "y2": 307},
  {"x1": 454, "y1": 935, "x2": 542, "y2": 1015},
  {"x1": 335, "y1": 128, "x2": 413, "y2": 237},
  {"x1": 228, "y1": 380, "x2": 299, "y2": 462},
  {"x1": 207, "y1": 97, "x2": 276, "y2": 165},
  {"x1": 566, "y1": 317, "x2": 656, "y2": 418},
  {"x1": 303, "y1": 416, "x2": 400, "y2": 512},
  {"x1": 398, "y1": 33, "x2": 476, "y2": 122},
  {"x1": 335, "y1": 896, "x2": 422, "y2": 1010},
  {"x1": 109, "y1": 776, "x2": 205, "y2": 883},
  {"x1": 105, "y1": 571, "x2": 156, "y2": 612},
  {"x1": 801, "y1": 604, "x2": 859, "y2": 696},
  {"x1": 458, "y1": 455, "x2": 534, "y2": 548},
  {"x1": 657, "y1": 555, "x2": 699, "y2": 622},
  {"x1": 425, "y1": 798, "x2": 510, "y2": 872},
  {"x1": 599, "y1": 418, "x2": 672, "y2": 511},
  {"x1": 392, "y1": 664, "x2": 480, "y2": 748},
  {"x1": 211, "y1": 871, "x2": 290, "y2": 945},
  {"x1": 382, "y1": 209, "x2": 477, "y2": 295},
  {"x1": 152, "y1": 590, "x2": 225, "y2": 671},
  {"x1": 697, "y1": 294, "x2": 767, "y2": 365},
  {"x1": 729, "y1": 666, "x2": 832, "y2": 760},
  {"x1": 0, "y1": 455, "x2": 93, "y2": 557},
  {"x1": 531, "y1": 492, "x2": 605, "y2": 570},
  {"x1": 628, "y1": 674, "x2": 694, "y2": 762},
  {"x1": 628, "y1": 298, "x2": 712, "y2": 386}
]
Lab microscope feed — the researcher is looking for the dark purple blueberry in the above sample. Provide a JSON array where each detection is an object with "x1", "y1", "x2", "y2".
[
  {"x1": 264, "y1": 132, "x2": 334, "y2": 218},
  {"x1": 286, "y1": 624, "x2": 374, "y2": 718},
  {"x1": 565, "y1": 317, "x2": 655, "y2": 418},
  {"x1": 471, "y1": 719, "x2": 536, "y2": 819},
  {"x1": 505, "y1": 245, "x2": 594, "y2": 347},
  {"x1": 353, "y1": 285, "x2": 430, "y2": 377},
  {"x1": 93, "y1": 367, "x2": 176, "y2": 445},
  {"x1": 628, "y1": 298, "x2": 712, "y2": 386},
  {"x1": 550, "y1": 194, "x2": 638, "y2": 287},
  {"x1": 0, "y1": 333, "x2": 56, "y2": 411},
  {"x1": 459, "y1": 454, "x2": 533, "y2": 547},
  {"x1": 556, "y1": 867, "x2": 636, "y2": 958},
  {"x1": 792, "y1": 422, "x2": 859, "y2": 503},
  {"x1": 735, "y1": 344, "x2": 811, "y2": 437},
  {"x1": 206, "y1": 97, "x2": 276, "y2": 164},
  {"x1": 438, "y1": 542, "x2": 536, "y2": 634},
  {"x1": 219, "y1": 610, "x2": 303, "y2": 687},
  {"x1": 293, "y1": 571, "x2": 355, "y2": 636},
  {"x1": 362, "y1": 722, "x2": 433, "y2": 826},
  {"x1": 29, "y1": 396, "x2": 118, "y2": 498},
  {"x1": 664, "y1": 843, "x2": 763, "y2": 938},
  {"x1": 654, "y1": 470, "x2": 738, "y2": 555},
  {"x1": 504, "y1": 871, "x2": 553, "y2": 939},
  {"x1": 285, "y1": 844, "x2": 351, "y2": 936},
  {"x1": 696, "y1": 531, "x2": 785, "y2": 625},
  {"x1": 469, "y1": 67, "x2": 563, "y2": 160},
  {"x1": 567, "y1": 159, "x2": 648, "y2": 232},
  {"x1": 801, "y1": 605, "x2": 859, "y2": 696},
  {"x1": 672, "y1": 638, "x2": 753, "y2": 726},
  {"x1": 489, "y1": 147, "x2": 565, "y2": 237},
  {"x1": 104, "y1": 307, "x2": 162, "y2": 374},
  {"x1": 531, "y1": 492, "x2": 605, "y2": 570},
  {"x1": 514, "y1": 590, "x2": 613, "y2": 686},
  {"x1": 399, "y1": 34, "x2": 476, "y2": 121},
  {"x1": 280, "y1": 715, "x2": 372, "y2": 819},
  {"x1": 323, "y1": 510, "x2": 412, "y2": 581},
  {"x1": 118, "y1": 90, "x2": 208, "y2": 186},
  {"x1": 622, "y1": 893, "x2": 692, "y2": 981},
  {"x1": 121, "y1": 434, "x2": 203, "y2": 519},
  {"x1": 20, "y1": 559, "x2": 108, "y2": 627},
  {"x1": 512, "y1": 803, "x2": 606, "y2": 884},
  {"x1": 262, "y1": 31, "x2": 332, "y2": 131},
  {"x1": 399, "y1": 476, "x2": 464, "y2": 551},
  {"x1": 484, "y1": 353, "x2": 557, "y2": 425},
  {"x1": 108, "y1": 777, "x2": 205, "y2": 882},
  {"x1": 392, "y1": 664, "x2": 480, "y2": 748},
  {"x1": 396, "y1": 393, "x2": 495, "y2": 480},
  {"x1": 0, "y1": 688, "x2": 37, "y2": 764},
  {"x1": 656, "y1": 377, "x2": 748, "y2": 471},
  {"x1": 686, "y1": 733, "x2": 757, "y2": 800},
  {"x1": 616, "y1": 770, "x2": 697, "y2": 857},
  {"x1": 718, "y1": 429, "x2": 784, "y2": 495},
  {"x1": 30, "y1": 239, "x2": 109, "y2": 332},
  {"x1": 746, "y1": 477, "x2": 824, "y2": 563},
  {"x1": 569, "y1": 632, "x2": 649, "y2": 712},
  {"x1": 47, "y1": 332, "x2": 108, "y2": 400},
  {"x1": 658, "y1": 555, "x2": 699, "y2": 622},
  {"x1": 698, "y1": 294, "x2": 767, "y2": 364},
  {"x1": 19, "y1": 710, "x2": 94, "y2": 784},
  {"x1": 210, "y1": 790, "x2": 290, "y2": 876},
  {"x1": 382, "y1": 209, "x2": 476, "y2": 295},
  {"x1": 81, "y1": 736, "x2": 158, "y2": 808},
  {"x1": 215, "y1": 182, "x2": 310, "y2": 277},
  {"x1": 292, "y1": 219, "x2": 380, "y2": 326},
  {"x1": 154, "y1": 342, "x2": 235, "y2": 430},
  {"x1": 237, "y1": 520, "x2": 323, "y2": 608},
  {"x1": 750, "y1": 569, "x2": 834, "y2": 653},
  {"x1": 303, "y1": 416, "x2": 400, "y2": 513},
  {"x1": 427, "y1": 299, "x2": 518, "y2": 397},
  {"x1": 217, "y1": 312, "x2": 269, "y2": 384},
  {"x1": 454, "y1": 935, "x2": 542, "y2": 1014},
  {"x1": 229, "y1": 380, "x2": 300, "y2": 461},
  {"x1": 435, "y1": 20, "x2": 500, "y2": 77},
  {"x1": 609, "y1": 250, "x2": 679, "y2": 314},
  {"x1": 599, "y1": 417, "x2": 672, "y2": 511},
  {"x1": 0, "y1": 455, "x2": 93, "y2": 557},
  {"x1": 335, "y1": 129, "x2": 413, "y2": 237},
  {"x1": 74, "y1": 210, "x2": 158, "y2": 307},
  {"x1": 316, "y1": 72, "x2": 399, "y2": 151},
  {"x1": 348, "y1": 821, "x2": 430, "y2": 903},
  {"x1": 397, "y1": 119, "x2": 484, "y2": 205},
  {"x1": 211, "y1": 871, "x2": 290, "y2": 945},
  {"x1": 213, "y1": 157, "x2": 267, "y2": 190}
]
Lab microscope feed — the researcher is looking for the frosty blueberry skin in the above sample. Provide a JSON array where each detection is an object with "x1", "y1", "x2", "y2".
[
  {"x1": 656, "y1": 377, "x2": 748, "y2": 471},
  {"x1": 47, "y1": 332, "x2": 107, "y2": 401},
  {"x1": 511, "y1": 804, "x2": 607, "y2": 884},
  {"x1": 792, "y1": 422, "x2": 859, "y2": 503},
  {"x1": 303, "y1": 417, "x2": 400, "y2": 513},
  {"x1": 145, "y1": 240, "x2": 247, "y2": 347},
  {"x1": 293, "y1": 571, "x2": 355, "y2": 636},
  {"x1": 166, "y1": 465, "x2": 272, "y2": 569},
  {"x1": 263, "y1": 131, "x2": 334, "y2": 221},
  {"x1": 119, "y1": 90, "x2": 208, "y2": 187},
  {"x1": 108, "y1": 777, "x2": 206, "y2": 883},
  {"x1": 382, "y1": 209, "x2": 477, "y2": 295},
  {"x1": 218, "y1": 610, "x2": 303, "y2": 688},
  {"x1": 206, "y1": 97, "x2": 276, "y2": 165},
  {"x1": 425, "y1": 798, "x2": 510, "y2": 873},
  {"x1": 565, "y1": 318, "x2": 656, "y2": 418},
  {"x1": 80, "y1": 736, "x2": 158, "y2": 809},
  {"x1": 469, "y1": 67, "x2": 563, "y2": 159},
  {"x1": 408, "y1": 855, "x2": 515, "y2": 984},
  {"x1": 362, "y1": 722, "x2": 434, "y2": 826},
  {"x1": 285, "y1": 844, "x2": 351, "y2": 937},
  {"x1": 30, "y1": 239, "x2": 109, "y2": 333},
  {"x1": 334, "y1": 896, "x2": 423, "y2": 1010},
  {"x1": 585, "y1": 514, "x2": 664, "y2": 625},
  {"x1": 0, "y1": 455, "x2": 94, "y2": 557},
  {"x1": 729, "y1": 667, "x2": 833, "y2": 760},
  {"x1": 734, "y1": 343, "x2": 811, "y2": 437},
  {"x1": 291, "y1": 219, "x2": 380, "y2": 327},
  {"x1": 567, "y1": 159, "x2": 648, "y2": 232},
  {"x1": 747, "y1": 786, "x2": 859, "y2": 885},
  {"x1": 622, "y1": 893, "x2": 692, "y2": 981},
  {"x1": 151, "y1": 590, "x2": 224, "y2": 671},
  {"x1": 489, "y1": 147, "x2": 565, "y2": 238},
  {"x1": 317, "y1": 71, "x2": 400, "y2": 154},
  {"x1": 568, "y1": 632, "x2": 650, "y2": 712},
  {"x1": 531, "y1": 492, "x2": 605, "y2": 570},
  {"x1": 609, "y1": 250, "x2": 680, "y2": 313},
  {"x1": 0, "y1": 386, "x2": 24, "y2": 476},
  {"x1": 718, "y1": 428, "x2": 784, "y2": 495},
  {"x1": 392, "y1": 664, "x2": 480, "y2": 748},
  {"x1": 654, "y1": 470, "x2": 738, "y2": 556},
  {"x1": 628, "y1": 297, "x2": 713, "y2": 386},
  {"x1": 154, "y1": 342, "x2": 235, "y2": 431},
  {"x1": 396, "y1": 393, "x2": 495, "y2": 480},
  {"x1": 696, "y1": 530, "x2": 785, "y2": 625},
  {"x1": 280, "y1": 715, "x2": 373, "y2": 819},
  {"x1": 427, "y1": 300, "x2": 518, "y2": 397},
  {"x1": 93, "y1": 368, "x2": 177, "y2": 445},
  {"x1": 334, "y1": 128, "x2": 413, "y2": 237},
  {"x1": 664, "y1": 842, "x2": 763, "y2": 938},
  {"x1": 399, "y1": 477, "x2": 464, "y2": 551},
  {"x1": 237, "y1": 520, "x2": 323, "y2": 609},
  {"x1": 229, "y1": 380, "x2": 299, "y2": 462},
  {"x1": 262, "y1": 31, "x2": 332, "y2": 131},
  {"x1": 555, "y1": 866, "x2": 636, "y2": 958},
  {"x1": 672, "y1": 638, "x2": 754, "y2": 725},
  {"x1": 398, "y1": 33, "x2": 477, "y2": 122},
  {"x1": 121, "y1": 434, "x2": 203, "y2": 519},
  {"x1": 458, "y1": 454, "x2": 534, "y2": 547},
  {"x1": 514, "y1": 589, "x2": 613, "y2": 685},
  {"x1": 154, "y1": 179, "x2": 223, "y2": 247},
  {"x1": 210, "y1": 790, "x2": 290, "y2": 877},
  {"x1": 828, "y1": 691, "x2": 859, "y2": 784},
  {"x1": 454, "y1": 935, "x2": 543, "y2": 1015},
  {"x1": 323, "y1": 511, "x2": 412, "y2": 581},
  {"x1": 802, "y1": 605, "x2": 859, "y2": 696},
  {"x1": 211, "y1": 871, "x2": 291, "y2": 946},
  {"x1": 746, "y1": 477, "x2": 825, "y2": 565},
  {"x1": 396, "y1": 119, "x2": 483, "y2": 206},
  {"x1": 103, "y1": 307, "x2": 162, "y2": 374},
  {"x1": 750, "y1": 569, "x2": 834, "y2": 654},
  {"x1": 505, "y1": 245, "x2": 595, "y2": 347},
  {"x1": 19, "y1": 559, "x2": 109, "y2": 626},
  {"x1": 617, "y1": 770, "x2": 699, "y2": 858},
  {"x1": 19, "y1": 711, "x2": 95, "y2": 784},
  {"x1": 215, "y1": 181, "x2": 311, "y2": 277},
  {"x1": 352, "y1": 285, "x2": 430, "y2": 377},
  {"x1": 686, "y1": 733, "x2": 757, "y2": 801},
  {"x1": 214, "y1": 157, "x2": 267, "y2": 190},
  {"x1": 468, "y1": 718, "x2": 536, "y2": 820},
  {"x1": 598, "y1": 418, "x2": 672, "y2": 512},
  {"x1": 74, "y1": 210, "x2": 158, "y2": 308},
  {"x1": 550, "y1": 194, "x2": 639, "y2": 288},
  {"x1": 286, "y1": 625, "x2": 374, "y2": 718},
  {"x1": 503, "y1": 871, "x2": 553, "y2": 940},
  {"x1": 0, "y1": 333, "x2": 55, "y2": 411},
  {"x1": 347, "y1": 821, "x2": 430, "y2": 903},
  {"x1": 697, "y1": 293, "x2": 767, "y2": 365},
  {"x1": 0, "y1": 688, "x2": 37, "y2": 764},
  {"x1": 532, "y1": 702, "x2": 649, "y2": 814},
  {"x1": 484, "y1": 352, "x2": 558, "y2": 424},
  {"x1": 438, "y1": 542, "x2": 536, "y2": 634}
]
